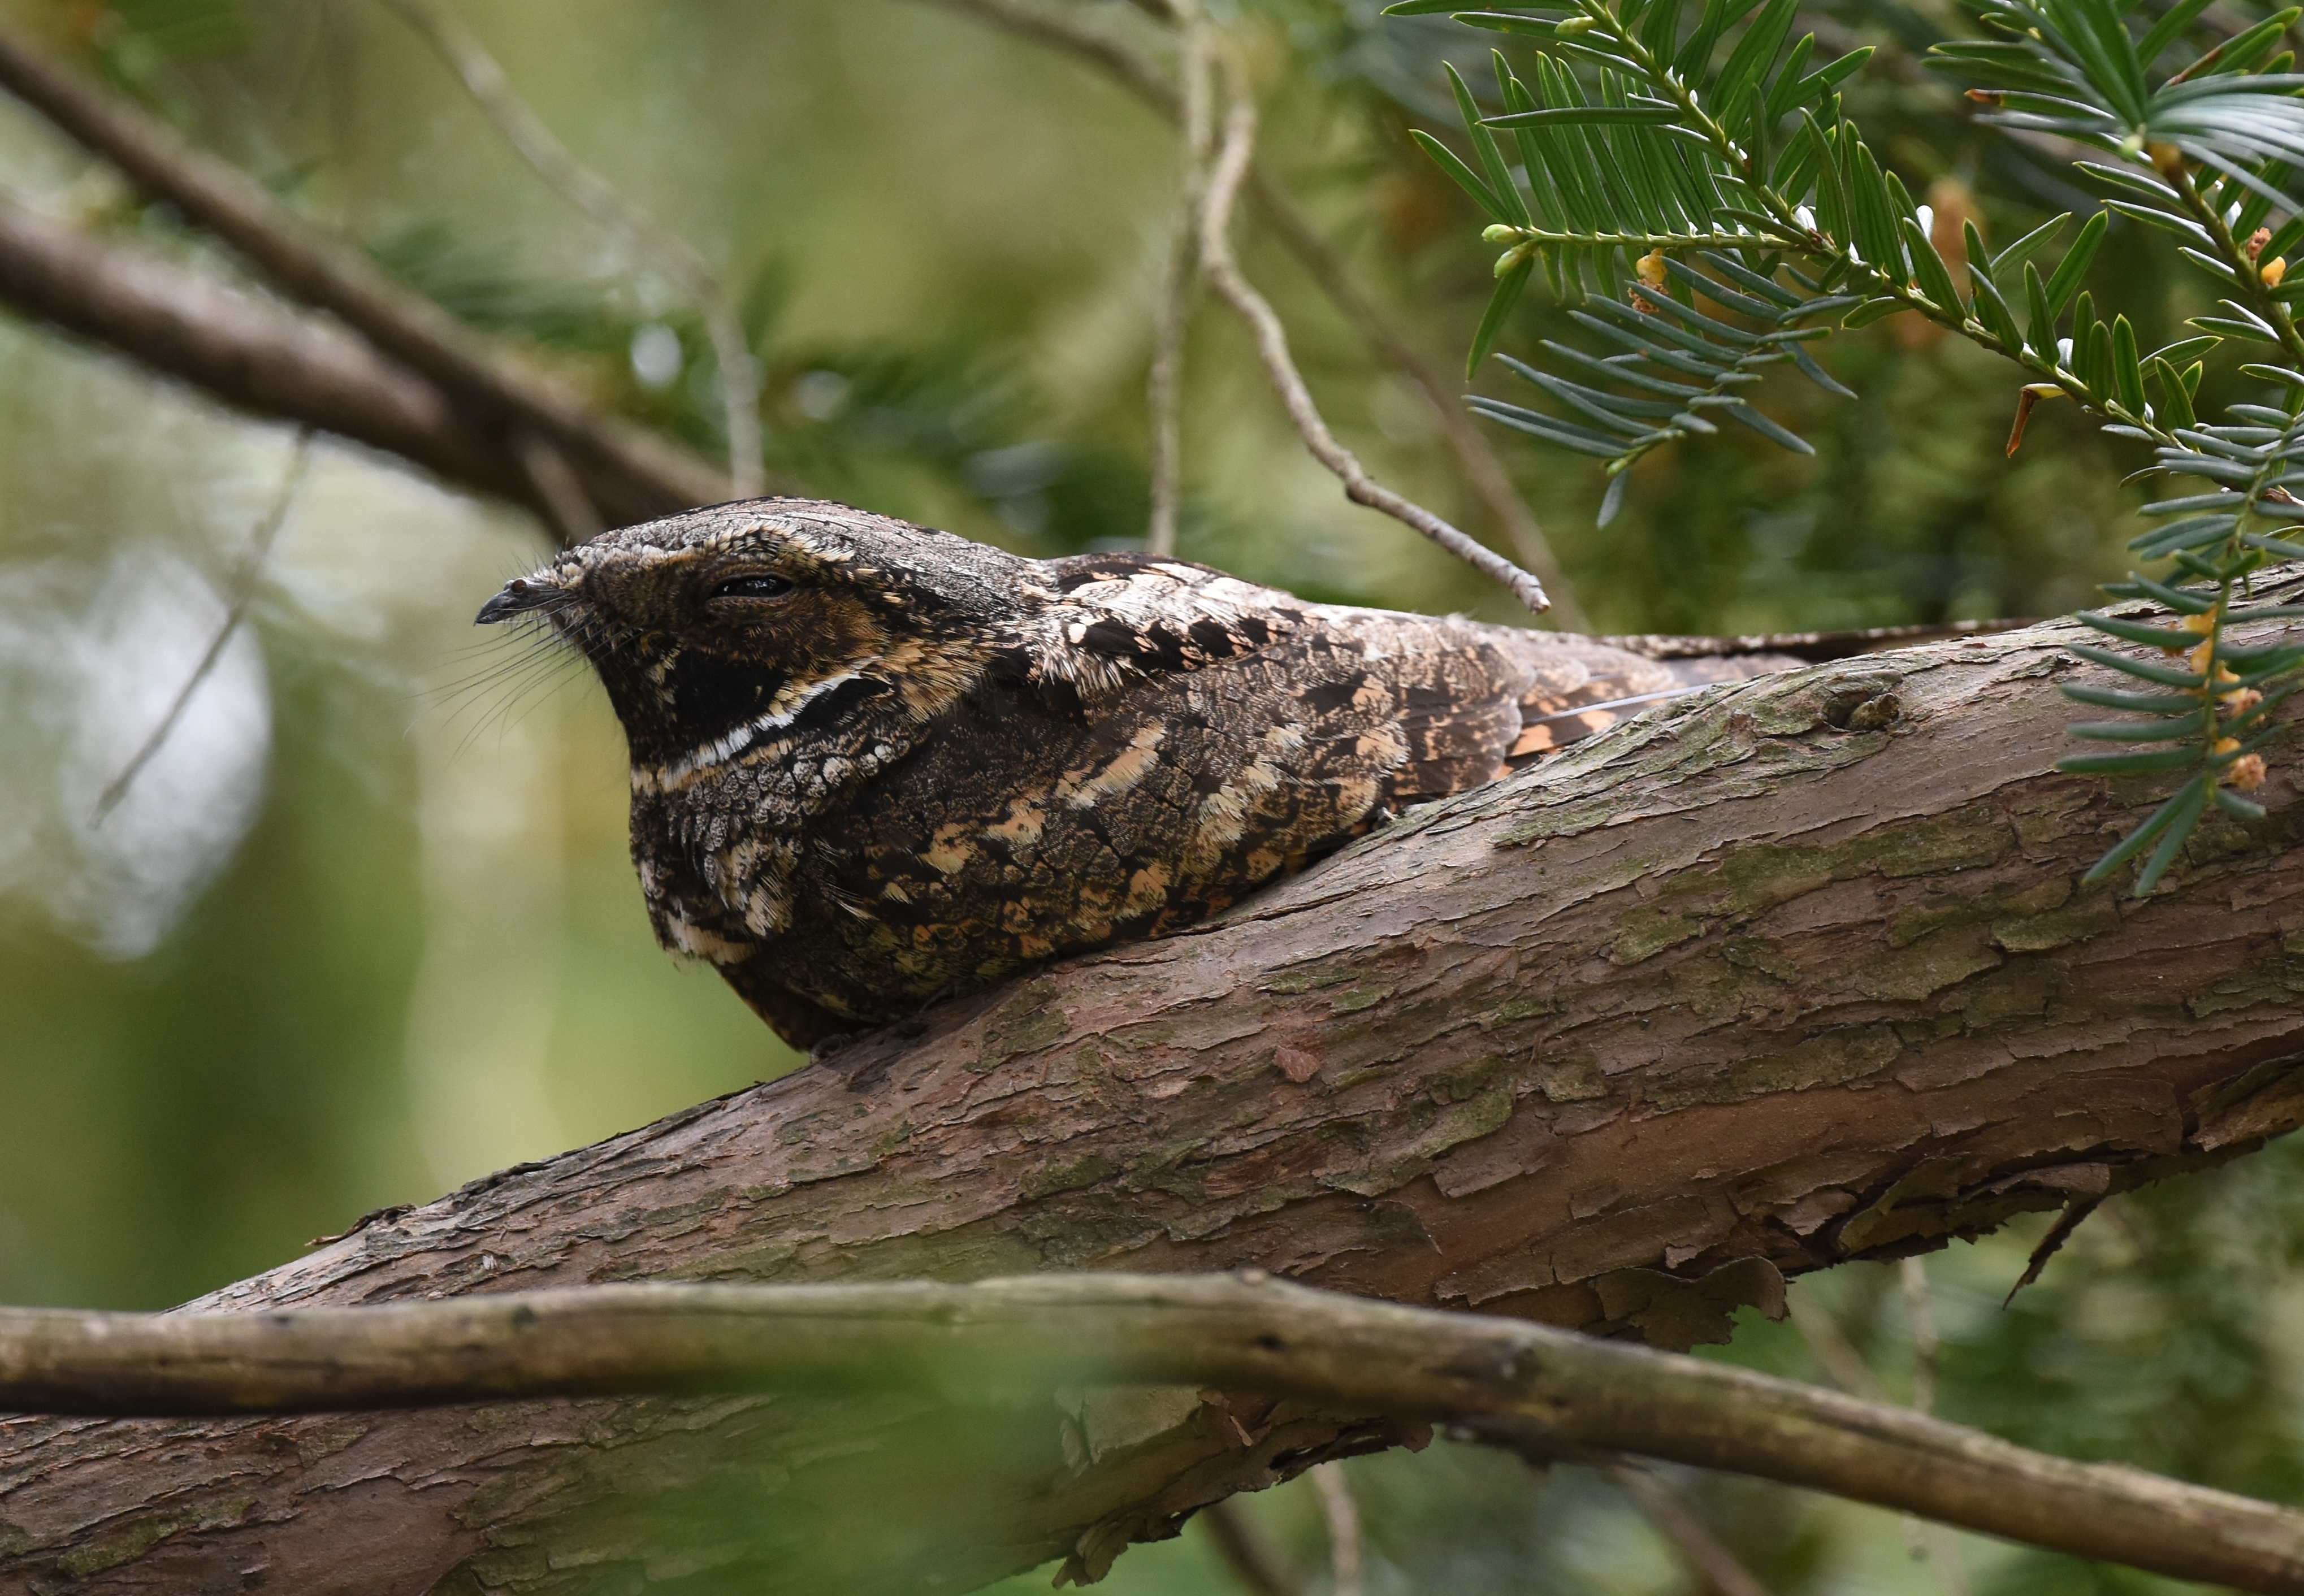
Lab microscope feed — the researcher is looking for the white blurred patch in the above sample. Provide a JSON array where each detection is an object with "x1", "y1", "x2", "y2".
[{"x1": 0, "y1": 549, "x2": 271, "y2": 959}]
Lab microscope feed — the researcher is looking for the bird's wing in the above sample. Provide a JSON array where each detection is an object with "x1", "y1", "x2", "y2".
[{"x1": 1027, "y1": 552, "x2": 1296, "y2": 692}]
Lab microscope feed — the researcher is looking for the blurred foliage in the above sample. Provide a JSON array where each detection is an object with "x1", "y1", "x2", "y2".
[{"x1": 0, "y1": 0, "x2": 2299, "y2": 1593}]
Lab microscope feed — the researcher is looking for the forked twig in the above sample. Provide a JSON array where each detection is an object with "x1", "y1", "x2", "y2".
[
  {"x1": 378, "y1": 0, "x2": 764, "y2": 500},
  {"x1": 1194, "y1": 47, "x2": 1550, "y2": 612},
  {"x1": 913, "y1": 0, "x2": 1580, "y2": 618},
  {"x1": 94, "y1": 430, "x2": 313, "y2": 822}
]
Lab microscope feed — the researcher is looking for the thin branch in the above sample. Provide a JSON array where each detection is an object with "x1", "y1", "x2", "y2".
[
  {"x1": 1198, "y1": 1500, "x2": 1303, "y2": 1596},
  {"x1": 376, "y1": 0, "x2": 765, "y2": 500},
  {"x1": 915, "y1": 0, "x2": 1182, "y2": 118},
  {"x1": 94, "y1": 428, "x2": 313, "y2": 821},
  {"x1": 1145, "y1": 6, "x2": 1212, "y2": 556},
  {"x1": 1606, "y1": 1460, "x2": 1775, "y2": 1596},
  {"x1": 1194, "y1": 52, "x2": 1549, "y2": 613},
  {"x1": 5, "y1": 1273, "x2": 2304, "y2": 1593},
  {"x1": 907, "y1": 0, "x2": 1584, "y2": 622},
  {"x1": 1310, "y1": 1462, "x2": 1363, "y2": 1596},
  {"x1": 0, "y1": 24, "x2": 726, "y2": 527},
  {"x1": 1240, "y1": 170, "x2": 1589, "y2": 630}
]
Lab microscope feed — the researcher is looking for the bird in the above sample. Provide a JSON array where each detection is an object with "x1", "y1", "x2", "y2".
[{"x1": 477, "y1": 498, "x2": 1799, "y2": 1049}]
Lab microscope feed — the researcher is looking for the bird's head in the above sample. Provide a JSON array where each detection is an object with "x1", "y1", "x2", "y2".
[{"x1": 477, "y1": 498, "x2": 1029, "y2": 776}]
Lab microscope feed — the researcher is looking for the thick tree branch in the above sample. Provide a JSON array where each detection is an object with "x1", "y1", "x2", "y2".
[
  {"x1": 7, "y1": 604, "x2": 2304, "y2": 1591},
  {"x1": 3, "y1": 1275, "x2": 2299, "y2": 1593},
  {"x1": 0, "y1": 25, "x2": 725, "y2": 526}
]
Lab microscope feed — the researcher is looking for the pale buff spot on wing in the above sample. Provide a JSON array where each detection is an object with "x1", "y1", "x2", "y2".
[
  {"x1": 662, "y1": 913, "x2": 752, "y2": 962},
  {"x1": 985, "y1": 795, "x2": 1047, "y2": 848},
  {"x1": 1353, "y1": 725, "x2": 1409, "y2": 766},
  {"x1": 1121, "y1": 860, "x2": 1173, "y2": 918},
  {"x1": 924, "y1": 825, "x2": 976, "y2": 875},
  {"x1": 1057, "y1": 723, "x2": 1166, "y2": 806}
]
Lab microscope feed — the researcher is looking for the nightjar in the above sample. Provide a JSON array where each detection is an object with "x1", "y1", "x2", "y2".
[{"x1": 478, "y1": 498, "x2": 1795, "y2": 1048}]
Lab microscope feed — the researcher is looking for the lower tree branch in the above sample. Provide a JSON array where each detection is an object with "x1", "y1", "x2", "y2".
[
  {"x1": 5, "y1": 1274, "x2": 2301, "y2": 1593},
  {"x1": 6, "y1": 606, "x2": 2304, "y2": 1591}
]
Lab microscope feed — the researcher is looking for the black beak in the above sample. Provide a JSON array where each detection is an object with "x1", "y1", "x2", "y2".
[{"x1": 476, "y1": 577, "x2": 556, "y2": 625}]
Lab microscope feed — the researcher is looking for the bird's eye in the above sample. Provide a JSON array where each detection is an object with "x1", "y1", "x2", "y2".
[{"x1": 708, "y1": 573, "x2": 795, "y2": 602}]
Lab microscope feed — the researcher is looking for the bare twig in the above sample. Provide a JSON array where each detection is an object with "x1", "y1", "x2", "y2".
[
  {"x1": 1198, "y1": 1500, "x2": 1303, "y2": 1596},
  {"x1": 908, "y1": 0, "x2": 1584, "y2": 621},
  {"x1": 2006, "y1": 1198, "x2": 2103, "y2": 1306},
  {"x1": 1241, "y1": 171, "x2": 1589, "y2": 629},
  {"x1": 0, "y1": 24, "x2": 725, "y2": 526},
  {"x1": 1311, "y1": 1461, "x2": 1363, "y2": 1596},
  {"x1": 1145, "y1": 4, "x2": 1213, "y2": 555},
  {"x1": 94, "y1": 430, "x2": 313, "y2": 822},
  {"x1": 1194, "y1": 53, "x2": 1549, "y2": 611},
  {"x1": 376, "y1": 0, "x2": 764, "y2": 500},
  {"x1": 6, "y1": 1272, "x2": 2304, "y2": 1593},
  {"x1": 1607, "y1": 1460, "x2": 1774, "y2": 1596}
]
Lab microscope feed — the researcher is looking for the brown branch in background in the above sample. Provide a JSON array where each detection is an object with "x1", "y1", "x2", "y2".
[
  {"x1": 1145, "y1": 3, "x2": 1212, "y2": 556},
  {"x1": 1194, "y1": 54, "x2": 1550, "y2": 612},
  {"x1": 0, "y1": 199, "x2": 530, "y2": 503},
  {"x1": 94, "y1": 428, "x2": 313, "y2": 821},
  {"x1": 909, "y1": 0, "x2": 1585, "y2": 622},
  {"x1": 0, "y1": 24, "x2": 726, "y2": 527},
  {"x1": 6, "y1": 1272, "x2": 2304, "y2": 1593},
  {"x1": 1311, "y1": 1461, "x2": 1365, "y2": 1596},
  {"x1": 920, "y1": 0, "x2": 1183, "y2": 116},
  {"x1": 376, "y1": 0, "x2": 765, "y2": 500},
  {"x1": 1198, "y1": 1500, "x2": 1303, "y2": 1596},
  {"x1": 1607, "y1": 1460, "x2": 1775, "y2": 1596}
]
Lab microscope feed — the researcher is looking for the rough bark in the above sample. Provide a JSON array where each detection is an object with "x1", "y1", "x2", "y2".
[{"x1": 7, "y1": 602, "x2": 2304, "y2": 1594}]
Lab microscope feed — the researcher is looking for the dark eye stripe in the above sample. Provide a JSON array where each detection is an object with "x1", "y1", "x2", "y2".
[{"x1": 710, "y1": 574, "x2": 795, "y2": 600}]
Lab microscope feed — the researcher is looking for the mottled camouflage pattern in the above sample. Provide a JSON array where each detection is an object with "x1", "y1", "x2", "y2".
[{"x1": 488, "y1": 500, "x2": 1783, "y2": 1046}]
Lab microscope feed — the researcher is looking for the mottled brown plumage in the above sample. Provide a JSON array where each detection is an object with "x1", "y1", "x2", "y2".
[{"x1": 478, "y1": 499, "x2": 1790, "y2": 1047}]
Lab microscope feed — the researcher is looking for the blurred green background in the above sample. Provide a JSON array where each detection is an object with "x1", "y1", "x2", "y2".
[{"x1": 0, "y1": 0, "x2": 2297, "y2": 1591}]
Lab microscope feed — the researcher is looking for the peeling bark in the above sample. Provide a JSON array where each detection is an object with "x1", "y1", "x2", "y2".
[{"x1": 6, "y1": 605, "x2": 2304, "y2": 1594}]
